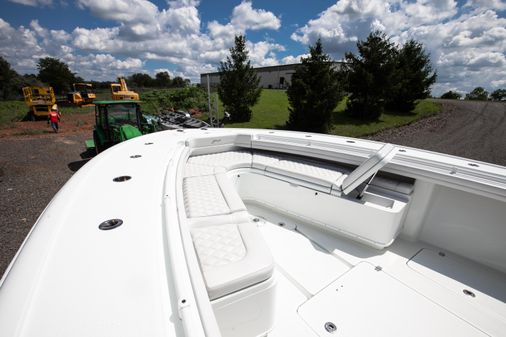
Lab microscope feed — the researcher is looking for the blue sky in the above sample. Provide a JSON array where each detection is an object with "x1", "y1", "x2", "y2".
[{"x1": 1, "y1": 0, "x2": 505, "y2": 95}]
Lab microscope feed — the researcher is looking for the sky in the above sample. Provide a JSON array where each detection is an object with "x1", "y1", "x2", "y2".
[{"x1": 1, "y1": 0, "x2": 505, "y2": 96}]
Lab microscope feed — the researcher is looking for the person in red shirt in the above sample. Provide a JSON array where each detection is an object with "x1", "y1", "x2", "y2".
[{"x1": 48, "y1": 105, "x2": 61, "y2": 133}]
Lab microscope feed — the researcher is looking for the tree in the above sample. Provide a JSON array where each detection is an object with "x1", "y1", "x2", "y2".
[
  {"x1": 37, "y1": 57, "x2": 77, "y2": 94},
  {"x1": 218, "y1": 35, "x2": 261, "y2": 122},
  {"x1": 172, "y1": 76, "x2": 187, "y2": 88},
  {"x1": 465, "y1": 87, "x2": 489, "y2": 101},
  {"x1": 440, "y1": 90, "x2": 462, "y2": 99},
  {"x1": 286, "y1": 39, "x2": 342, "y2": 133},
  {"x1": 129, "y1": 73, "x2": 154, "y2": 87},
  {"x1": 490, "y1": 88, "x2": 506, "y2": 101},
  {"x1": 342, "y1": 31, "x2": 397, "y2": 120},
  {"x1": 0, "y1": 56, "x2": 21, "y2": 100},
  {"x1": 155, "y1": 71, "x2": 171, "y2": 87},
  {"x1": 387, "y1": 40, "x2": 436, "y2": 112}
]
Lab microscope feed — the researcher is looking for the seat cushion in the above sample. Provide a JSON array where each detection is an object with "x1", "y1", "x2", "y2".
[
  {"x1": 183, "y1": 175, "x2": 230, "y2": 218},
  {"x1": 265, "y1": 156, "x2": 344, "y2": 190},
  {"x1": 183, "y1": 163, "x2": 226, "y2": 178},
  {"x1": 183, "y1": 174, "x2": 247, "y2": 218},
  {"x1": 188, "y1": 150, "x2": 252, "y2": 170},
  {"x1": 191, "y1": 222, "x2": 274, "y2": 300}
]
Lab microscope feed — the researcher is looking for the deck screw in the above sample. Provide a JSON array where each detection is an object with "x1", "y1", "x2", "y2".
[
  {"x1": 438, "y1": 251, "x2": 446, "y2": 257},
  {"x1": 375, "y1": 266, "x2": 382, "y2": 271}
]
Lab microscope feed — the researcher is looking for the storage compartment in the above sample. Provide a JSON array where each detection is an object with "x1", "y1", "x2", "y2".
[
  {"x1": 233, "y1": 171, "x2": 408, "y2": 248},
  {"x1": 212, "y1": 275, "x2": 276, "y2": 337},
  {"x1": 298, "y1": 262, "x2": 488, "y2": 337}
]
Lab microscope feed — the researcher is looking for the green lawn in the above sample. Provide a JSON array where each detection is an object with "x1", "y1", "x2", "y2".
[
  {"x1": 219, "y1": 89, "x2": 440, "y2": 137},
  {"x1": 330, "y1": 99, "x2": 440, "y2": 137}
]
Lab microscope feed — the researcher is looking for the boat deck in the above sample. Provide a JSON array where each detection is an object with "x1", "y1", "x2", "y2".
[{"x1": 247, "y1": 202, "x2": 506, "y2": 337}]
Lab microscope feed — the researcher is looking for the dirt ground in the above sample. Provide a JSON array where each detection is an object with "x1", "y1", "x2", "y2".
[
  {"x1": 1, "y1": 100, "x2": 505, "y2": 277},
  {"x1": 368, "y1": 100, "x2": 506, "y2": 166}
]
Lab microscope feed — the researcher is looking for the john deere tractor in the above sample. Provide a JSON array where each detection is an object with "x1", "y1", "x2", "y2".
[{"x1": 86, "y1": 101, "x2": 158, "y2": 153}]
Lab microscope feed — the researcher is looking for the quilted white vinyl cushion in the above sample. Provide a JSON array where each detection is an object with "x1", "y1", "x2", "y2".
[
  {"x1": 183, "y1": 175, "x2": 230, "y2": 218},
  {"x1": 188, "y1": 150, "x2": 252, "y2": 170},
  {"x1": 191, "y1": 224, "x2": 246, "y2": 269},
  {"x1": 191, "y1": 222, "x2": 274, "y2": 300},
  {"x1": 266, "y1": 156, "x2": 344, "y2": 189},
  {"x1": 183, "y1": 163, "x2": 226, "y2": 178},
  {"x1": 252, "y1": 152, "x2": 281, "y2": 170}
]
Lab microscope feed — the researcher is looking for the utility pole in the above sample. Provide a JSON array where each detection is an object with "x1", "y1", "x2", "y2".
[{"x1": 206, "y1": 74, "x2": 213, "y2": 126}]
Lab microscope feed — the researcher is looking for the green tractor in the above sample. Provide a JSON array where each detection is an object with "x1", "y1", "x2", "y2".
[{"x1": 85, "y1": 100, "x2": 158, "y2": 153}]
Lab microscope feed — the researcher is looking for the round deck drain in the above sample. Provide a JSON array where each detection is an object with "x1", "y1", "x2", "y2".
[
  {"x1": 99, "y1": 219, "x2": 123, "y2": 230},
  {"x1": 463, "y1": 289, "x2": 476, "y2": 297},
  {"x1": 278, "y1": 222, "x2": 285, "y2": 227},
  {"x1": 113, "y1": 176, "x2": 131, "y2": 182},
  {"x1": 130, "y1": 155, "x2": 142, "y2": 158},
  {"x1": 324, "y1": 322, "x2": 337, "y2": 333}
]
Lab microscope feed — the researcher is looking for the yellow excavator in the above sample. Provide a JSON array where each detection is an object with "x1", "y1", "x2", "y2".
[
  {"x1": 22, "y1": 86, "x2": 57, "y2": 120},
  {"x1": 110, "y1": 77, "x2": 139, "y2": 100},
  {"x1": 68, "y1": 83, "x2": 96, "y2": 106}
]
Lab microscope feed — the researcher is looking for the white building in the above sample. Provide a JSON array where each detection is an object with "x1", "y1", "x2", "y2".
[
  {"x1": 201, "y1": 64, "x2": 299, "y2": 90},
  {"x1": 201, "y1": 62, "x2": 344, "y2": 90}
]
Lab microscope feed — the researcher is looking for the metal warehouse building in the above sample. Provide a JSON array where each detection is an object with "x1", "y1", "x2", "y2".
[
  {"x1": 201, "y1": 62, "x2": 343, "y2": 89},
  {"x1": 201, "y1": 64, "x2": 299, "y2": 90}
]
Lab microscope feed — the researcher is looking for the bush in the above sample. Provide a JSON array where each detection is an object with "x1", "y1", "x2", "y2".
[
  {"x1": 142, "y1": 87, "x2": 208, "y2": 113},
  {"x1": 465, "y1": 87, "x2": 489, "y2": 101}
]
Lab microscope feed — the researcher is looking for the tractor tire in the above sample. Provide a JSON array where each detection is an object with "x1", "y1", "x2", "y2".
[{"x1": 93, "y1": 130, "x2": 102, "y2": 154}]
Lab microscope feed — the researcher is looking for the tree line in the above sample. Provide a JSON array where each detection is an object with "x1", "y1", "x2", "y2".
[
  {"x1": 0, "y1": 56, "x2": 190, "y2": 99},
  {"x1": 218, "y1": 32, "x2": 438, "y2": 132},
  {"x1": 441, "y1": 87, "x2": 506, "y2": 101}
]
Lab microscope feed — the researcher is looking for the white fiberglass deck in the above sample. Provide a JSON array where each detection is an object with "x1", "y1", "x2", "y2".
[
  {"x1": 248, "y1": 203, "x2": 505, "y2": 337},
  {"x1": 2, "y1": 128, "x2": 506, "y2": 337}
]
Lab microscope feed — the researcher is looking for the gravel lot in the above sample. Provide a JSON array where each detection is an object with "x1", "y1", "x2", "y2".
[
  {"x1": 0, "y1": 133, "x2": 90, "y2": 277},
  {"x1": 368, "y1": 100, "x2": 506, "y2": 166},
  {"x1": 1, "y1": 99, "x2": 505, "y2": 277}
]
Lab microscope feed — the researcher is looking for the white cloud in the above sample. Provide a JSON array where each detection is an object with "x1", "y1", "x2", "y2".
[
  {"x1": 292, "y1": 0, "x2": 506, "y2": 95},
  {"x1": 8, "y1": 0, "x2": 52, "y2": 6},
  {"x1": 231, "y1": 1, "x2": 281, "y2": 31},
  {"x1": 76, "y1": 0, "x2": 159, "y2": 23}
]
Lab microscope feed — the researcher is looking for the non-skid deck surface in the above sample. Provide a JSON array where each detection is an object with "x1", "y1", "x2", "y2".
[{"x1": 247, "y1": 203, "x2": 506, "y2": 337}]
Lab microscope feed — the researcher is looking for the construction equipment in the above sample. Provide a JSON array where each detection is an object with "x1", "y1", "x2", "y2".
[
  {"x1": 22, "y1": 86, "x2": 57, "y2": 120},
  {"x1": 68, "y1": 83, "x2": 96, "y2": 106},
  {"x1": 110, "y1": 77, "x2": 140, "y2": 101},
  {"x1": 85, "y1": 100, "x2": 158, "y2": 153}
]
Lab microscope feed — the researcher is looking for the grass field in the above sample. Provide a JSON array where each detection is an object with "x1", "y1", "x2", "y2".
[
  {"x1": 0, "y1": 89, "x2": 440, "y2": 137},
  {"x1": 0, "y1": 100, "x2": 94, "y2": 128},
  {"x1": 220, "y1": 89, "x2": 440, "y2": 137}
]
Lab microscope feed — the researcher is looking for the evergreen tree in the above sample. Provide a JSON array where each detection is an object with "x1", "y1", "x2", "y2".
[
  {"x1": 388, "y1": 40, "x2": 436, "y2": 112},
  {"x1": 218, "y1": 35, "x2": 261, "y2": 122},
  {"x1": 37, "y1": 57, "x2": 77, "y2": 94},
  {"x1": 343, "y1": 31, "x2": 397, "y2": 120},
  {"x1": 286, "y1": 39, "x2": 342, "y2": 133}
]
